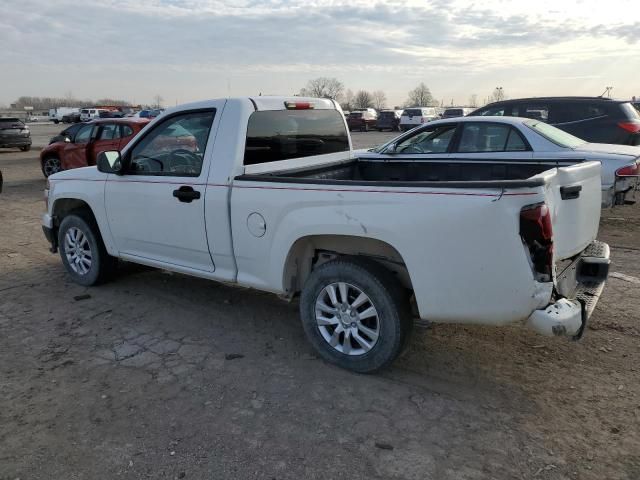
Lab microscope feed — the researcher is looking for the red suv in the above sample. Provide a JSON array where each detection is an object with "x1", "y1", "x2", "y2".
[
  {"x1": 347, "y1": 110, "x2": 378, "y2": 132},
  {"x1": 40, "y1": 118, "x2": 149, "y2": 178}
]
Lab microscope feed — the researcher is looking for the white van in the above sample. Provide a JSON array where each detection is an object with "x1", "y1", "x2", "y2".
[
  {"x1": 399, "y1": 107, "x2": 439, "y2": 131},
  {"x1": 79, "y1": 108, "x2": 108, "y2": 122}
]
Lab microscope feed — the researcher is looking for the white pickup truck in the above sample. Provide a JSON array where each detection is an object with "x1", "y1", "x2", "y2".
[{"x1": 42, "y1": 96, "x2": 610, "y2": 373}]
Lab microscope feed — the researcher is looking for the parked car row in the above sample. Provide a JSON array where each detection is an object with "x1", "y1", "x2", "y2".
[
  {"x1": 49, "y1": 107, "x2": 164, "y2": 124},
  {"x1": 347, "y1": 106, "x2": 476, "y2": 133}
]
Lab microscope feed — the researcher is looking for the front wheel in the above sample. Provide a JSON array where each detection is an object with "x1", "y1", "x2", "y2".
[
  {"x1": 58, "y1": 214, "x2": 117, "y2": 286},
  {"x1": 42, "y1": 156, "x2": 61, "y2": 177},
  {"x1": 300, "y1": 258, "x2": 412, "y2": 373},
  {"x1": 20, "y1": 145, "x2": 31, "y2": 152}
]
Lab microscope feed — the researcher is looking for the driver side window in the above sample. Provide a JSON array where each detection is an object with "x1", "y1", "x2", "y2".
[
  {"x1": 394, "y1": 125, "x2": 456, "y2": 154},
  {"x1": 128, "y1": 110, "x2": 215, "y2": 177},
  {"x1": 74, "y1": 125, "x2": 95, "y2": 144}
]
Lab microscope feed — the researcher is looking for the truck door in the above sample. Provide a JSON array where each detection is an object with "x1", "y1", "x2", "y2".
[{"x1": 104, "y1": 108, "x2": 218, "y2": 272}]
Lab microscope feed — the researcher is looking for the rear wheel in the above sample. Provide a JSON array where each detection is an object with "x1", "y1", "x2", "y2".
[
  {"x1": 42, "y1": 156, "x2": 61, "y2": 177},
  {"x1": 20, "y1": 145, "x2": 31, "y2": 152},
  {"x1": 300, "y1": 257, "x2": 412, "y2": 373},
  {"x1": 58, "y1": 214, "x2": 117, "y2": 286}
]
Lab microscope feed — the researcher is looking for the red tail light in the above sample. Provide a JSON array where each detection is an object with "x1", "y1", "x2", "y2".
[
  {"x1": 618, "y1": 121, "x2": 640, "y2": 134},
  {"x1": 285, "y1": 101, "x2": 315, "y2": 110},
  {"x1": 520, "y1": 203, "x2": 553, "y2": 281},
  {"x1": 615, "y1": 161, "x2": 640, "y2": 177}
]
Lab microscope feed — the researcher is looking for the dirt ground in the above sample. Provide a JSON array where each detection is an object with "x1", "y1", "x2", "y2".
[{"x1": 0, "y1": 126, "x2": 639, "y2": 480}]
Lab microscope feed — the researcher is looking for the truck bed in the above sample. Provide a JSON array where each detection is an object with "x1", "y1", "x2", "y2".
[{"x1": 237, "y1": 158, "x2": 565, "y2": 188}]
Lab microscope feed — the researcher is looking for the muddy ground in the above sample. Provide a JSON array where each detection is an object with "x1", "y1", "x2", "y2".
[{"x1": 0, "y1": 126, "x2": 638, "y2": 479}]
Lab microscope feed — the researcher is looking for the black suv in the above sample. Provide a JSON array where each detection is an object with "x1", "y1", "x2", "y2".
[
  {"x1": 470, "y1": 97, "x2": 640, "y2": 146},
  {"x1": 0, "y1": 117, "x2": 32, "y2": 151}
]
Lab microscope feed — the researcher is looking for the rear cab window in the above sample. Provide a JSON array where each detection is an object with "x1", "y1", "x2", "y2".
[{"x1": 244, "y1": 109, "x2": 349, "y2": 165}]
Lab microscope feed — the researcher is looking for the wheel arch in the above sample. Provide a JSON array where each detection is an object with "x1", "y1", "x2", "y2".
[
  {"x1": 51, "y1": 197, "x2": 117, "y2": 255},
  {"x1": 52, "y1": 198, "x2": 97, "y2": 226},
  {"x1": 281, "y1": 234, "x2": 414, "y2": 295}
]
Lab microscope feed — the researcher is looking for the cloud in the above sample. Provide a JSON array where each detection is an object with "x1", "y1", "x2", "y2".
[{"x1": 0, "y1": 0, "x2": 638, "y2": 105}]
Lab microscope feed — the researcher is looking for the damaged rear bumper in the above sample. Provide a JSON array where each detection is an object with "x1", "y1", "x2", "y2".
[{"x1": 526, "y1": 241, "x2": 609, "y2": 339}]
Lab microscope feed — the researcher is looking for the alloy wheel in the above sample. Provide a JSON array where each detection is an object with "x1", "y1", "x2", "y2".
[
  {"x1": 315, "y1": 282, "x2": 380, "y2": 356},
  {"x1": 63, "y1": 227, "x2": 93, "y2": 275}
]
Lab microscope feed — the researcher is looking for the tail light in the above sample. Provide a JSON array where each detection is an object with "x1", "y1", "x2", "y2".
[
  {"x1": 285, "y1": 101, "x2": 315, "y2": 110},
  {"x1": 420, "y1": 117, "x2": 425, "y2": 123},
  {"x1": 520, "y1": 202, "x2": 553, "y2": 281},
  {"x1": 615, "y1": 161, "x2": 640, "y2": 177},
  {"x1": 618, "y1": 121, "x2": 640, "y2": 134}
]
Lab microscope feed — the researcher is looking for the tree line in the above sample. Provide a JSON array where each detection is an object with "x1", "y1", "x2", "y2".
[
  {"x1": 298, "y1": 77, "x2": 507, "y2": 111},
  {"x1": 10, "y1": 95, "x2": 135, "y2": 110}
]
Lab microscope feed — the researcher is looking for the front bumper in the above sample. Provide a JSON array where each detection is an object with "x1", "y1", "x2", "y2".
[
  {"x1": 526, "y1": 240, "x2": 610, "y2": 338},
  {"x1": 42, "y1": 213, "x2": 58, "y2": 252}
]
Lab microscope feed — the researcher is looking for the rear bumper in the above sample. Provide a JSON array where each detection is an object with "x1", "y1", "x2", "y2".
[
  {"x1": 526, "y1": 240, "x2": 610, "y2": 338},
  {"x1": 0, "y1": 137, "x2": 31, "y2": 148}
]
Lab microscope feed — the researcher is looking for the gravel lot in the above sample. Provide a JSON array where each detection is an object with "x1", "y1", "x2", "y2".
[{"x1": 1, "y1": 124, "x2": 639, "y2": 479}]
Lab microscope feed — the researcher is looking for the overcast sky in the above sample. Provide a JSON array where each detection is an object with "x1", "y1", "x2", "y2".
[{"x1": 1, "y1": 0, "x2": 639, "y2": 107}]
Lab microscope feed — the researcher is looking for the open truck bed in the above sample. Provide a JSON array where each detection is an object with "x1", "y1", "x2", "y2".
[{"x1": 238, "y1": 158, "x2": 569, "y2": 188}]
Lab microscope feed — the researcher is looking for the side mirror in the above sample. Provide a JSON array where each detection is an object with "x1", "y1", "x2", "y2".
[{"x1": 97, "y1": 151, "x2": 124, "y2": 174}]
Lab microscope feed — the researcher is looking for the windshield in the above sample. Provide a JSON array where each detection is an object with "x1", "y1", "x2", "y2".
[
  {"x1": 403, "y1": 109, "x2": 422, "y2": 116},
  {"x1": 443, "y1": 109, "x2": 463, "y2": 116},
  {"x1": 524, "y1": 120, "x2": 586, "y2": 148}
]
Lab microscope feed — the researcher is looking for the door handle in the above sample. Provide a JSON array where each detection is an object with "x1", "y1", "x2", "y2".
[
  {"x1": 173, "y1": 185, "x2": 201, "y2": 203},
  {"x1": 560, "y1": 185, "x2": 582, "y2": 200}
]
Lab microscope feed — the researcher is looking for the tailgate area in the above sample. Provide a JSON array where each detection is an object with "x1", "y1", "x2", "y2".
[{"x1": 528, "y1": 240, "x2": 610, "y2": 338}]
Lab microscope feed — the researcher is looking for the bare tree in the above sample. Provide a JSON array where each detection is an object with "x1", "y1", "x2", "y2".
[
  {"x1": 96, "y1": 98, "x2": 131, "y2": 106},
  {"x1": 299, "y1": 77, "x2": 344, "y2": 100},
  {"x1": 340, "y1": 89, "x2": 355, "y2": 111},
  {"x1": 153, "y1": 94, "x2": 164, "y2": 109},
  {"x1": 468, "y1": 94, "x2": 478, "y2": 108},
  {"x1": 405, "y1": 83, "x2": 435, "y2": 107},
  {"x1": 353, "y1": 90, "x2": 374, "y2": 110},
  {"x1": 488, "y1": 87, "x2": 506, "y2": 103},
  {"x1": 372, "y1": 90, "x2": 387, "y2": 110}
]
